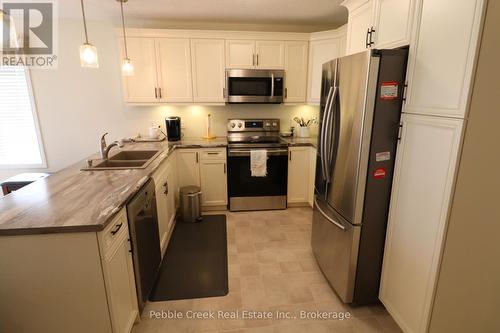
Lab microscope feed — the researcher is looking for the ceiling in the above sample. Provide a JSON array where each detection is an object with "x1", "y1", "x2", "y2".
[{"x1": 60, "y1": 0, "x2": 348, "y2": 32}]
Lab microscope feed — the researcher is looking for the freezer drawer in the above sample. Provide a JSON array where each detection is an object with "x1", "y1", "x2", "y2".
[{"x1": 311, "y1": 196, "x2": 361, "y2": 303}]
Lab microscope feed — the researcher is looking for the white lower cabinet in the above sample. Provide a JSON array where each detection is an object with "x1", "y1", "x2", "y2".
[
  {"x1": 152, "y1": 154, "x2": 177, "y2": 253},
  {"x1": 287, "y1": 147, "x2": 315, "y2": 205},
  {"x1": 99, "y1": 211, "x2": 138, "y2": 333},
  {"x1": 176, "y1": 148, "x2": 228, "y2": 209},
  {"x1": 176, "y1": 149, "x2": 201, "y2": 187},
  {"x1": 199, "y1": 149, "x2": 228, "y2": 208},
  {"x1": 379, "y1": 114, "x2": 464, "y2": 333}
]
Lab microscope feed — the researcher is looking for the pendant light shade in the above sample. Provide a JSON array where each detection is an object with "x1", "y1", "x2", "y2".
[
  {"x1": 79, "y1": 0, "x2": 98, "y2": 68},
  {"x1": 118, "y1": 0, "x2": 134, "y2": 76},
  {"x1": 122, "y1": 58, "x2": 134, "y2": 76}
]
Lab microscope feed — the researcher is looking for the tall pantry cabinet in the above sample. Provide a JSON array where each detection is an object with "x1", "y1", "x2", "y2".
[{"x1": 378, "y1": 0, "x2": 486, "y2": 333}]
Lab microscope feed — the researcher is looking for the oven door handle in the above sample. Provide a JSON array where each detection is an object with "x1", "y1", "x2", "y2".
[{"x1": 228, "y1": 149, "x2": 288, "y2": 157}]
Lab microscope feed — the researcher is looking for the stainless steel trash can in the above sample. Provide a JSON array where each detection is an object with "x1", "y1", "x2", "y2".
[{"x1": 179, "y1": 185, "x2": 202, "y2": 222}]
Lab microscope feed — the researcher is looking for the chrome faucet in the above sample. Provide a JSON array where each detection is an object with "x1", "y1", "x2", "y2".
[{"x1": 100, "y1": 133, "x2": 124, "y2": 159}]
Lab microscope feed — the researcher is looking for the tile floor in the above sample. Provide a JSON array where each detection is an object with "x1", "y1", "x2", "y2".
[{"x1": 132, "y1": 208, "x2": 402, "y2": 333}]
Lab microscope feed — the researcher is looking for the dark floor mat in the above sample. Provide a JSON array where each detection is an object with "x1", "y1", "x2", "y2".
[{"x1": 149, "y1": 215, "x2": 228, "y2": 301}]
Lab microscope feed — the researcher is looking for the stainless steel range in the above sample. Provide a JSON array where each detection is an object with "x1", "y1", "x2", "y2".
[{"x1": 227, "y1": 119, "x2": 288, "y2": 211}]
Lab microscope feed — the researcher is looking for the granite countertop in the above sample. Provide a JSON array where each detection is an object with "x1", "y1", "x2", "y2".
[
  {"x1": 0, "y1": 137, "x2": 227, "y2": 236},
  {"x1": 281, "y1": 136, "x2": 318, "y2": 147}
]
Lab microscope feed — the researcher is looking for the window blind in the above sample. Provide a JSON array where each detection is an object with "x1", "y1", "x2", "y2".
[{"x1": 0, "y1": 67, "x2": 43, "y2": 166}]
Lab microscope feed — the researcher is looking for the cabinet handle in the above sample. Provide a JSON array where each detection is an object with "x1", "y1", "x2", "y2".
[
  {"x1": 163, "y1": 181, "x2": 168, "y2": 195},
  {"x1": 223, "y1": 87, "x2": 226, "y2": 98},
  {"x1": 256, "y1": 54, "x2": 259, "y2": 66},
  {"x1": 252, "y1": 54, "x2": 255, "y2": 66},
  {"x1": 285, "y1": 88, "x2": 288, "y2": 99},
  {"x1": 196, "y1": 152, "x2": 199, "y2": 163},
  {"x1": 159, "y1": 87, "x2": 163, "y2": 99},
  {"x1": 365, "y1": 28, "x2": 371, "y2": 48},
  {"x1": 207, "y1": 152, "x2": 219, "y2": 155},
  {"x1": 289, "y1": 151, "x2": 292, "y2": 161},
  {"x1": 110, "y1": 222, "x2": 123, "y2": 235},
  {"x1": 397, "y1": 123, "x2": 403, "y2": 141},
  {"x1": 154, "y1": 87, "x2": 158, "y2": 99},
  {"x1": 224, "y1": 163, "x2": 226, "y2": 174},
  {"x1": 369, "y1": 27, "x2": 376, "y2": 46}
]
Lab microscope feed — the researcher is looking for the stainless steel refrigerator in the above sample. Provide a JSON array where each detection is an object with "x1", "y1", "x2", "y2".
[{"x1": 311, "y1": 48, "x2": 408, "y2": 305}]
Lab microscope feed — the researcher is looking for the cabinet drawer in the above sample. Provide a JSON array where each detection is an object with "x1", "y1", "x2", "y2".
[
  {"x1": 98, "y1": 209, "x2": 128, "y2": 259},
  {"x1": 200, "y1": 148, "x2": 226, "y2": 161}
]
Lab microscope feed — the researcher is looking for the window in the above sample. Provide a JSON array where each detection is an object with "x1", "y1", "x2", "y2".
[{"x1": 0, "y1": 67, "x2": 45, "y2": 167}]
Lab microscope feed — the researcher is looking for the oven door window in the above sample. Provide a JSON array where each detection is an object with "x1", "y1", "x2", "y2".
[
  {"x1": 228, "y1": 77, "x2": 272, "y2": 96},
  {"x1": 228, "y1": 154, "x2": 288, "y2": 197}
]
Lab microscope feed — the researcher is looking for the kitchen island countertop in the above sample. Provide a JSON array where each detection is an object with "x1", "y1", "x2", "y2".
[{"x1": 0, "y1": 137, "x2": 227, "y2": 236}]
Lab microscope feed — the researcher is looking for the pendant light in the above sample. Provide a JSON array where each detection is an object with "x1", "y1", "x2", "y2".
[
  {"x1": 79, "y1": 0, "x2": 98, "y2": 68},
  {"x1": 118, "y1": 0, "x2": 134, "y2": 76}
]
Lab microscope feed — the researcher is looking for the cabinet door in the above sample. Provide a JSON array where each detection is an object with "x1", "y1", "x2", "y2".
[
  {"x1": 380, "y1": 114, "x2": 463, "y2": 333},
  {"x1": 156, "y1": 38, "x2": 193, "y2": 103},
  {"x1": 284, "y1": 41, "x2": 308, "y2": 103},
  {"x1": 102, "y1": 232, "x2": 138, "y2": 333},
  {"x1": 403, "y1": 0, "x2": 485, "y2": 118},
  {"x1": 154, "y1": 170, "x2": 169, "y2": 252},
  {"x1": 345, "y1": 1, "x2": 373, "y2": 55},
  {"x1": 191, "y1": 39, "x2": 226, "y2": 103},
  {"x1": 307, "y1": 38, "x2": 341, "y2": 104},
  {"x1": 255, "y1": 40, "x2": 285, "y2": 69},
  {"x1": 120, "y1": 38, "x2": 158, "y2": 103},
  {"x1": 287, "y1": 147, "x2": 311, "y2": 204},
  {"x1": 226, "y1": 40, "x2": 255, "y2": 68},
  {"x1": 372, "y1": 0, "x2": 415, "y2": 49},
  {"x1": 176, "y1": 150, "x2": 200, "y2": 187},
  {"x1": 200, "y1": 160, "x2": 228, "y2": 206},
  {"x1": 165, "y1": 164, "x2": 176, "y2": 233}
]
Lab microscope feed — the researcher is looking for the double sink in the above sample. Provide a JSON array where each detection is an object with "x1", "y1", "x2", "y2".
[{"x1": 82, "y1": 150, "x2": 161, "y2": 171}]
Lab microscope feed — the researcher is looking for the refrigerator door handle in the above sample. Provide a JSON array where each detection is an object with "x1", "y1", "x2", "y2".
[
  {"x1": 324, "y1": 86, "x2": 338, "y2": 183},
  {"x1": 314, "y1": 197, "x2": 346, "y2": 231},
  {"x1": 320, "y1": 86, "x2": 334, "y2": 181}
]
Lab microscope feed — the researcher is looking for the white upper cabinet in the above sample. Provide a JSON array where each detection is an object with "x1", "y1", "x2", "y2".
[
  {"x1": 343, "y1": 0, "x2": 374, "y2": 55},
  {"x1": 403, "y1": 0, "x2": 485, "y2": 118},
  {"x1": 225, "y1": 40, "x2": 255, "y2": 68},
  {"x1": 156, "y1": 38, "x2": 193, "y2": 103},
  {"x1": 371, "y1": 0, "x2": 415, "y2": 49},
  {"x1": 307, "y1": 38, "x2": 341, "y2": 104},
  {"x1": 191, "y1": 39, "x2": 226, "y2": 103},
  {"x1": 342, "y1": 0, "x2": 416, "y2": 54},
  {"x1": 284, "y1": 41, "x2": 308, "y2": 103},
  {"x1": 120, "y1": 38, "x2": 158, "y2": 103},
  {"x1": 255, "y1": 41, "x2": 285, "y2": 69},
  {"x1": 226, "y1": 40, "x2": 285, "y2": 69},
  {"x1": 380, "y1": 114, "x2": 464, "y2": 333}
]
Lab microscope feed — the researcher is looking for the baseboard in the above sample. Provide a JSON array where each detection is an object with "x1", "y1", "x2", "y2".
[
  {"x1": 202, "y1": 205, "x2": 228, "y2": 211},
  {"x1": 287, "y1": 202, "x2": 310, "y2": 207}
]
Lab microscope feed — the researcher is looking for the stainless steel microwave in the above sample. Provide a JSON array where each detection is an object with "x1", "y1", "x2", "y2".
[{"x1": 226, "y1": 69, "x2": 284, "y2": 104}]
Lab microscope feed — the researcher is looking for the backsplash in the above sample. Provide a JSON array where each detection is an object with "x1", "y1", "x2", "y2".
[{"x1": 123, "y1": 104, "x2": 320, "y2": 138}]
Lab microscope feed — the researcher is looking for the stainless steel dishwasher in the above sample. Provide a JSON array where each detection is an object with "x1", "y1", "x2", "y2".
[{"x1": 126, "y1": 179, "x2": 161, "y2": 312}]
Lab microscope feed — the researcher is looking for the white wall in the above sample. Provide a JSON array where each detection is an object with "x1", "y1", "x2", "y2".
[{"x1": 0, "y1": 18, "x2": 318, "y2": 182}]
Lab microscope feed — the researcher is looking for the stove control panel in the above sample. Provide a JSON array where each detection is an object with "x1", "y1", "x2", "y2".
[{"x1": 227, "y1": 119, "x2": 280, "y2": 132}]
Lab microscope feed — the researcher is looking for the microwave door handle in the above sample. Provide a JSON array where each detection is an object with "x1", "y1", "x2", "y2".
[{"x1": 270, "y1": 73, "x2": 275, "y2": 98}]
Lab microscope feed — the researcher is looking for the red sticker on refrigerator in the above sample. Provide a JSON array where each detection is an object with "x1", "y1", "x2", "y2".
[
  {"x1": 373, "y1": 168, "x2": 387, "y2": 179},
  {"x1": 380, "y1": 82, "x2": 399, "y2": 100}
]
